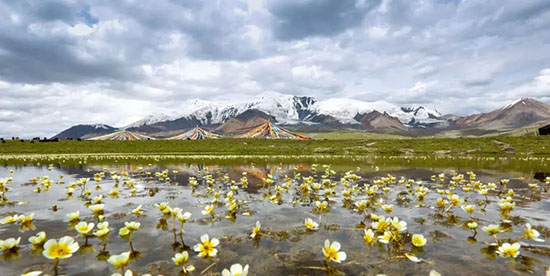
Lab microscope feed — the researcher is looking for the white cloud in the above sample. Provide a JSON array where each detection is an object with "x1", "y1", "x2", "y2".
[
  {"x1": 243, "y1": 24, "x2": 263, "y2": 43},
  {"x1": 367, "y1": 26, "x2": 390, "y2": 39},
  {"x1": 247, "y1": 0, "x2": 264, "y2": 12},
  {"x1": 506, "y1": 68, "x2": 550, "y2": 99},
  {"x1": 377, "y1": 0, "x2": 392, "y2": 13},
  {"x1": 68, "y1": 23, "x2": 95, "y2": 36},
  {"x1": 10, "y1": 13, "x2": 20, "y2": 24}
]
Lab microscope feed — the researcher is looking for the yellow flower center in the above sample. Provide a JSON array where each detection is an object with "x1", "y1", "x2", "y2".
[
  {"x1": 364, "y1": 235, "x2": 373, "y2": 243},
  {"x1": 201, "y1": 240, "x2": 213, "y2": 255},
  {"x1": 47, "y1": 243, "x2": 71, "y2": 259},
  {"x1": 412, "y1": 236, "x2": 424, "y2": 246},
  {"x1": 502, "y1": 248, "x2": 517, "y2": 258},
  {"x1": 324, "y1": 247, "x2": 338, "y2": 260}
]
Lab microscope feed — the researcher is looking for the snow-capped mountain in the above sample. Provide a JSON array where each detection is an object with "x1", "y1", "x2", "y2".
[
  {"x1": 52, "y1": 95, "x2": 550, "y2": 138},
  {"x1": 52, "y1": 96, "x2": 550, "y2": 138},
  {"x1": 126, "y1": 92, "x2": 443, "y2": 130},
  {"x1": 316, "y1": 98, "x2": 397, "y2": 124},
  {"x1": 398, "y1": 106, "x2": 443, "y2": 127},
  {"x1": 315, "y1": 98, "x2": 442, "y2": 126},
  {"x1": 181, "y1": 92, "x2": 318, "y2": 125},
  {"x1": 123, "y1": 112, "x2": 183, "y2": 129}
]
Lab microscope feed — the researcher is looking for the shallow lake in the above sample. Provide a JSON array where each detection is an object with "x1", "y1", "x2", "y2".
[{"x1": 1, "y1": 157, "x2": 549, "y2": 275}]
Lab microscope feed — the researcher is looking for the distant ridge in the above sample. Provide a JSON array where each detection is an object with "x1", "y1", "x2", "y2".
[
  {"x1": 450, "y1": 98, "x2": 550, "y2": 130},
  {"x1": 52, "y1": 95, "x2": 550, "y2": 138},
  {"x1": 53, "y1": 124, "x2": 116, "y2": 139}
]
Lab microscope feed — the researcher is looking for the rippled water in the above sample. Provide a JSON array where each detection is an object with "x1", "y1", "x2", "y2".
[{"x1": 1, "y1": 160, "x2": 549, "y2": 276}]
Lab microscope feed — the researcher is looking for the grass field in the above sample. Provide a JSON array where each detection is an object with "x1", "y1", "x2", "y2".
[
  {"x1": 1, "y1": 136, "x2": 550, "y2": 156},
  {"x1": 305, "y1": 131, "x2": 408, "y2": 140}
]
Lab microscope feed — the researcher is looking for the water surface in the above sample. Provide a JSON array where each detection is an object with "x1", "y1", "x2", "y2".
[{"x1": 1, "y1": 158, "x2": 549, "y2": 275}]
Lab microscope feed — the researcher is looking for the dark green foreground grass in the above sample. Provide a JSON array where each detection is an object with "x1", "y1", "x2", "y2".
[{"x1": 1, "y1": 136, "x2": 550, "y2": 156}]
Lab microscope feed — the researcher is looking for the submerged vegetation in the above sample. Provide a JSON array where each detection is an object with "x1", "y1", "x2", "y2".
[{"x1": 0, "y1": 159, "x2": 550, "y2": 275}]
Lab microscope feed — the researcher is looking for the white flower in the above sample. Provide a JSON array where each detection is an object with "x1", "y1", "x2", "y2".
[
  {"x1": 411, "y1": 234, "x2": 426, "y2": 247},
  {"x1": 496, "y1": 242, "x2": 520, "y2": 258},
  {"x1": 0, "y1": 237, "x2": 21, "y2": 251},
  {"x1": 42, "y1": 236, "x2": 79, "y2": 259},
  {"x1": 322, "y1": 239, "x2": 346, "y2": 263},
  {"x1": 304, "y1": 218, "x2": 319, "y2": 231},
  {"x1": 222, "y1": 263, "x2": 249, "y2": 276},
  {"x1": 193, "y1": 234, "x2": 219, "y2": 258},
  {"x1": 523, "y1": 223, "x2": 544, "y2": 242},
  {"x1": 250, "y1": 221, "x2": 261, "y2": 238},
  {"x1": 75, "y1": 221, "x2": 95, "y2": 235}
]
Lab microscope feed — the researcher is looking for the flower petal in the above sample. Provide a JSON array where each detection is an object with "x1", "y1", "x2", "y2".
[
  {"x1": 405, "y1": 253, "x2": 421, "y2": 263},
  {"x1": 331, "y1": 241, "x2": 341, "y2": 251},
  {"x1": 337, "y1": 251, "x2": 347, "y2": 262},
  {"x1": 231, "y1": 263, "x2": 243, "y2": 274},
  {"x1": 211, "y1": 238, "x2": 220, "y2": 247}
]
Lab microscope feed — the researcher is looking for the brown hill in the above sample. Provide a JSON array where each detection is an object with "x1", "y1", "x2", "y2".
[
  {"x1": 354, "y1": 111, "x2": 408, "y2": 133},
  {"x1": 216, "y1": 109, "x2": 276, "y2": 133},
  {"x1": 453, "y1": 98, "x2": 550, "y2": 130}
]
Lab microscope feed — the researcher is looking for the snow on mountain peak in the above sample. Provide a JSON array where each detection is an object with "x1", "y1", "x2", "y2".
[
  {"x1": 171, "y1": 92, "x2": 318, "y2": 125},
  {"x1": 123, "y1": 112, "x2": 182, "y2": 129},
  {"x1": 125, "y1": 94, "x2": 444, "y2": 128},
  {"x1": 317, "y1": 98, "x2": 399, "y2": 124},
  {"x1": 92, "y1": 124, "x2": 110, "y2": 129},
  {"x1": 502, "y1": 97, "x2": 538, "y2": 110}
]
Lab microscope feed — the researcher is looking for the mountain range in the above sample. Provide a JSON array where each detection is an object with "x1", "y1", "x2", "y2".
[{"x1": 53, "y1": 93, "x2": 550, "y2": 138}]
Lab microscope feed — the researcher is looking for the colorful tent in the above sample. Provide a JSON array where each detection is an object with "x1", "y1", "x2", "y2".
[
  {"x1": 235, "y1": 122, "x2": 309, "y2": 140},
  {"x1": 168, "y1": 126, "x2": 221, "y2": 140},
  {"x1": 88, "y1": 130, "x2": 155, "y2": 141}
]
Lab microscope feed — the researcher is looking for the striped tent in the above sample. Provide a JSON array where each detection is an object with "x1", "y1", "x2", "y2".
[
  {"x1": 168, "y1": 126, "x2": 221, "y2": 140},
  {"x1": 235, "y1": 122, "x2": 309, "y2": 140},
  {"x1": 88, "y1": 130, "x2": 155, "y2": 141}
]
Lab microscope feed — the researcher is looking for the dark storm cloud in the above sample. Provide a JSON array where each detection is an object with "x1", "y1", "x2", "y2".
[
  {"x1": 9, "y1": 0, "x2": 98, "y2": 25},
  {"x1": 462, "y1": 78, "x2": 493, "y2": 87},
  {"x1": 0, "y1": 0, "x2": 139, "y2": 84},
  {"x1": 269, "y1": 0, "x2": 379, "y2": 40},
  {"x1": 77, "y1": 6, "x2": 99, "y2": 25},
  {"x1": 0, "y1": 0, "x2": 265, "y2": 84},
  {"x1": 33, "y1": 1, "x2": 77, "y2": 22},
  {"x1": 0, "y1": 32, "x2": 136, "y2": 84},
  {"x1": 97, "y1": 0, "x2": 265, "y2": 61}
]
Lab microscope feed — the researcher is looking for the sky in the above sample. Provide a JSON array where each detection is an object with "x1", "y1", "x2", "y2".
[{"x1": 1, "y1": 0, "x2": 550, "y2": 137}]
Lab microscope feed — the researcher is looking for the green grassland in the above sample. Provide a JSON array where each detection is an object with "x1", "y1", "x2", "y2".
[
  {"x1": 306, "y1": 131, "x2": 409, "y2": 140},
  {"x1": 1, "y1": 136, "x2": 550, "y2": 156}
]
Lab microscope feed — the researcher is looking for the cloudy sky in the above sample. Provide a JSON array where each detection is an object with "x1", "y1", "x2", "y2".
[{"x1": 1, "y1": 0, "x2": 550, "y2": 137}]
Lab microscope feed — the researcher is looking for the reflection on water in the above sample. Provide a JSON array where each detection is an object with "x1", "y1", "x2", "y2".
[{"x1": 0, "y1": 160, "x2": 549, "y2": 276}]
